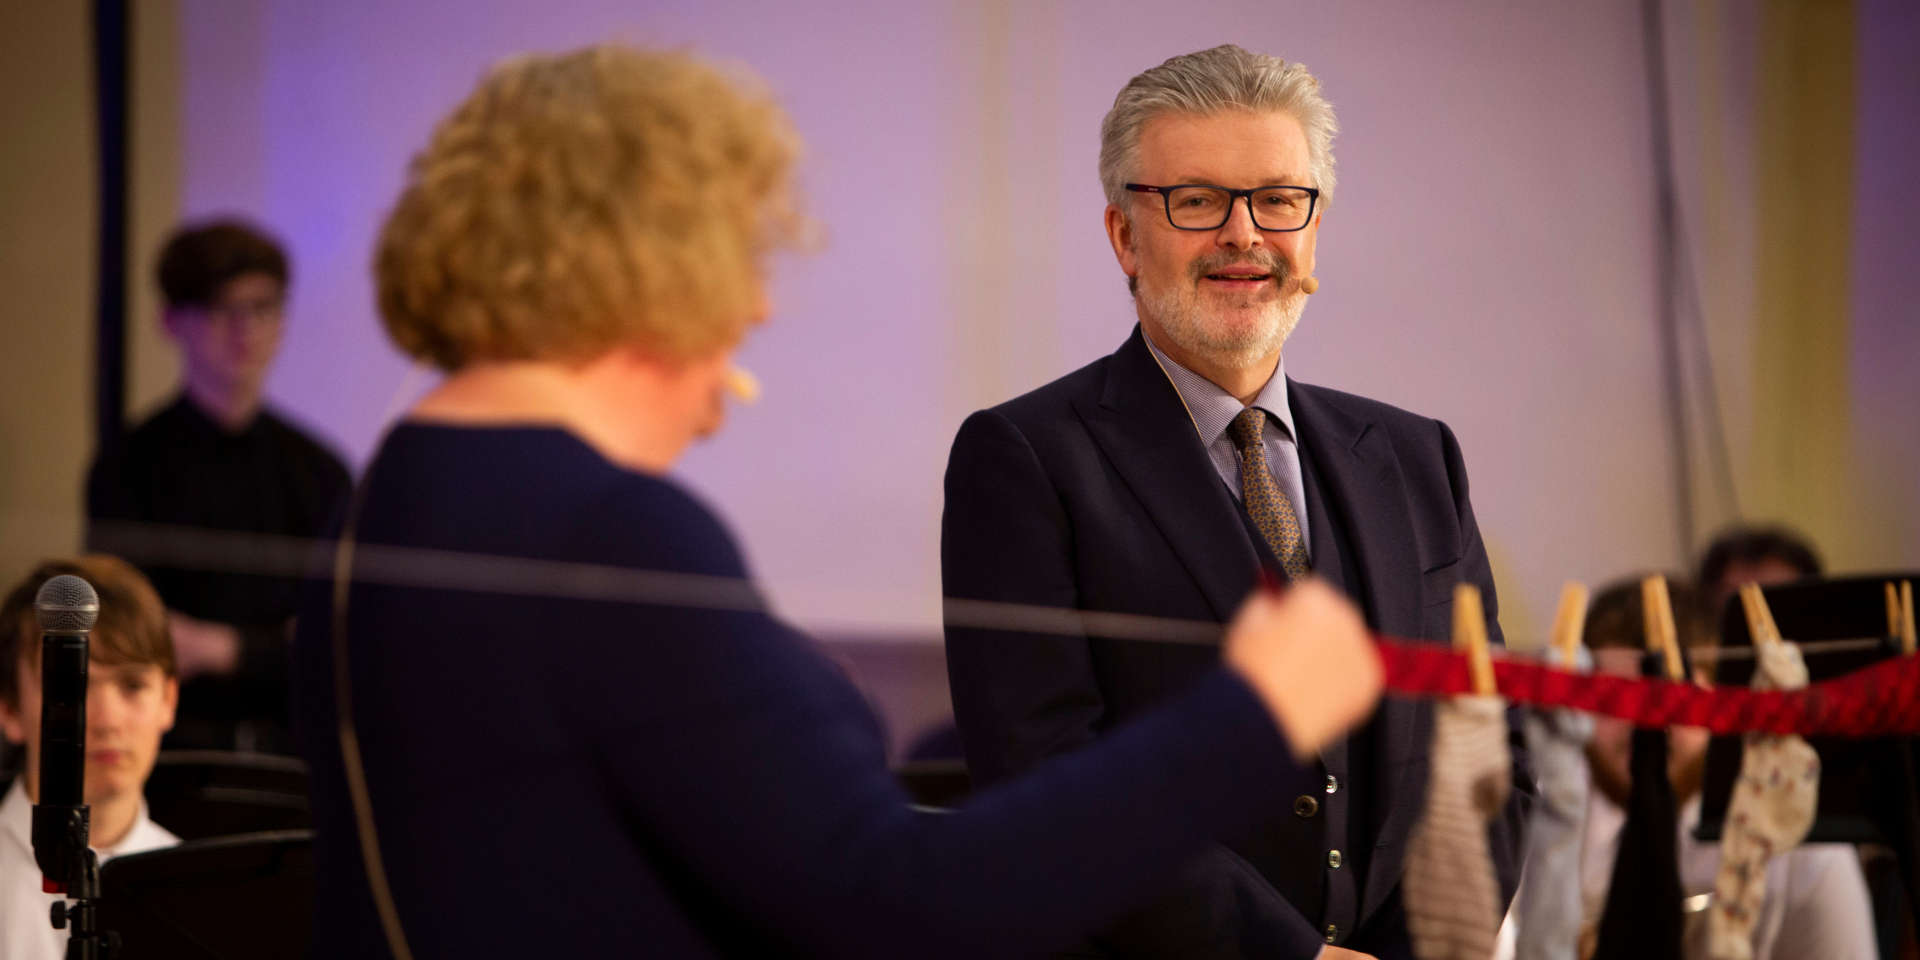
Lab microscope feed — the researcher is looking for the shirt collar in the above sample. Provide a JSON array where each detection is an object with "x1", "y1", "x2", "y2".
[
  {"x1": 1142, "y1": 328, "x2": 1295, "y2": 446},
  {"x1": 1, "y1": 778, "x2": 177, "y2": 862},
  {"x1": 171, "y1": 392, "x2": 267, "y2": 441}
]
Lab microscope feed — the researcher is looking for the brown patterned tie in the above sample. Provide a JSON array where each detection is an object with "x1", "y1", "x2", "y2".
[{"x1": 1227, "y1": 407, "x2": 1312, "y2": 582}]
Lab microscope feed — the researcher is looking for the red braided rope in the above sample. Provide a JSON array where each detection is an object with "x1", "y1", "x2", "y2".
[{"x1": 1376, "y1": 638, "x2": 1920, "y2": 737}]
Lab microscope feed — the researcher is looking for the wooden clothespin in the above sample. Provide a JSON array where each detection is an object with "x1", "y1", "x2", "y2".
[
  {"x1": 1453, "y1": 582, "x2": 1497, "y2": 695},
  {"x1": 1888, "y1": 582, "x2": 1902, "y2": 643},
  {"x1": 1739, "y1": 582, "x2": 1784, "y2": 649},
  {"x1": 1902, "y1": 581, "x2": 1916, "y2": 656},
  {"x1": 1549, "y1": 581, "x2": 1589, "y2": 664},
  {"x1": 1641, "y1": 575, "x2": 1685, "y2": 681}
]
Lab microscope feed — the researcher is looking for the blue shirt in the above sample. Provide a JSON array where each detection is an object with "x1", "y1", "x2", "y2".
[{"x1": 1142, "y1": 331, "x2": 1312, "y2": 555}]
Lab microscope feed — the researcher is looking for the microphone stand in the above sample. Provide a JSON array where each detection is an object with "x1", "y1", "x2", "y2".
[
  {"x1": 43, "y1": 839, "x2": 112, "y2": 960},
  {"x1": 31, "y1": 576, "x2": 118, "y2": 958}
]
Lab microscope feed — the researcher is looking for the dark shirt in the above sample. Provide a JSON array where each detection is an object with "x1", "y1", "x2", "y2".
[
  {"x1": 292, "y1": 424, "x2": 1309, "y2": 959},
  {"x1": 87, "y1": 394, "x2": 350, "y2": 749}
]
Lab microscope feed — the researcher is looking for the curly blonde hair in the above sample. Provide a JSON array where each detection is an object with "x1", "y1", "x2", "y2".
[{"x1": 376, "y1": 45, "x2": 809, "y2": 369}]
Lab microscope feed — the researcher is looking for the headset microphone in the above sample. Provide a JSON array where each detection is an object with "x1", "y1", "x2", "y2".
[
  {"x1": 725, "y1": 366, "x2": 761, "y2": 404},
  {"x1": 1299, "y1": 276, "x2": 1320, "y2": 295}
]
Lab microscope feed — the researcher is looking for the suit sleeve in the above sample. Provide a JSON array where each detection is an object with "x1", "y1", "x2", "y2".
[
  {"x1": 942, "y1": 409, "x2": 1103, "y2": 785},
  {"x1": 1437, "y1": 420, "x2": 1534, "y2": 909},
  {"x1": 943, "y1": 410, "x2": 1328, "y2": 960}
]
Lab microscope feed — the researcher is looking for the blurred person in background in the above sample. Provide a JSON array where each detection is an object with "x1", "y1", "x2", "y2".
[
  {"x1": 943, "y1": 44, "x2": 1527, "y2": 960},
  {"x1": 1697, "y1": 526, "x2": 1824, "y2": 621},
  {"x1": 1576, "y1": 576, "x2": 1872, "y2": 960},
  {"x1": 87, "y1": 221, "x2": 351, "y2": 754},
  {"x1": 0, "y1": 556, "x2": 181, "y2": 960},
  {"x1": 292, "y1": 45, "x2": 1387, "y2": 960}
]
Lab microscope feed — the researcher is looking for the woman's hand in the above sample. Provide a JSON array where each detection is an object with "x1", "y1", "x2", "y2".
[{"x1": 1223, "y1": 578, "x2": 1382, "y2": 758}]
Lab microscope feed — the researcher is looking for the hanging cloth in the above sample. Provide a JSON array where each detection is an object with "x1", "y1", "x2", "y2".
[
  {"x1": 1403, "y1": 695, "x2": 1511, "y2": 960},
  {"x1": 1591, "y1": 725, "x2": 1685, "y2": 960},
  {"x1": 1514, "y1": 647, "x2": 1594, "y2": 960},
  {"x1": 1708, "y1": 642, "x2": 1820, "y2": 960}
]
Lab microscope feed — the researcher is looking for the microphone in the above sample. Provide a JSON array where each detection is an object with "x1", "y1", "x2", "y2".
[
  {"x1": 32, "y1": 574, "x2": 98, "y2": 895},
  {"x1": 1299, "y1": 276, "x2": 1320, "y2": 295},
  {"x1": 725, "y1": 365, "x2": 761, "y2": 404}
]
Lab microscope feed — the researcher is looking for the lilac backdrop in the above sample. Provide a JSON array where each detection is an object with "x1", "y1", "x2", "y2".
[{"x1": 176, "y1": 0, "x2": 1918, "y2": 641}]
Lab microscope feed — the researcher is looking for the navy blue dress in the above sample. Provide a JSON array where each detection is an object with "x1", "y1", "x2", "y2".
[{"x1": 292, "y1": 425, "x2": 1308, "y2": 959}]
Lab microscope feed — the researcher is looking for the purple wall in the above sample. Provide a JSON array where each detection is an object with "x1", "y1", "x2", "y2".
[
  {"x1": 175, "y1": 0, "x2": 1918, "y2": 642},
  {"x1": 1851, "y1": 0, "x2": 1920, "y2": 569}
]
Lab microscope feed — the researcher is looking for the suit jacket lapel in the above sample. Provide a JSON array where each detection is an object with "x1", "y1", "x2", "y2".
[
  {"x1": 1286, "y1": 380, "x2": 1424, "y2": 637},
  {"x1": 1074, "y1": 327, "x2": 1261, "y2": 625},
  {"x1": 1287, "y1": 379, "x2": 1431, "y2": 921}
]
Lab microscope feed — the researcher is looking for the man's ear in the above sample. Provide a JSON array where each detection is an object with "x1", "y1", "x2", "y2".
[{"x1": 1103, "y1": 204, "x2": 1139, "y2": 282}]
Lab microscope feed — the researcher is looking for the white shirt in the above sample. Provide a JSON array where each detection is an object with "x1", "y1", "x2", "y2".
[
  {"x1": 1575, "y1": 789, "x2": 1875, "y2": 960},
  {"x1": 1142, "y1": 331, "x2": 1312, "y2": 554},
  {"x1": 0, "y1": 779, "x2": 178, "y2": 960}
]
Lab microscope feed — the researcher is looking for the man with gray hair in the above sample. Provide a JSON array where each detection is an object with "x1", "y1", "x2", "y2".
[{"x1": 943, "y1": 45, "x2": 1530, "y2": 960}]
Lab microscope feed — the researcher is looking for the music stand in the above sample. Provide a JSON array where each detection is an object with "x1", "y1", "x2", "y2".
[
  {"x1": 98, "y1": 830, "x2": 311, "y2": 960},
  {"x1": 1693, "y1": 574, "x2": 1920, "y2": 933},
  {"x1": 142, "y1": 752, "x2": 309, "y2": 841}
]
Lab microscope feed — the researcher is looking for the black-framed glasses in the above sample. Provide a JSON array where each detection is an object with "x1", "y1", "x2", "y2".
[{"x1": 1125, "y1": 183, "x2": 1320, "y2": 232}]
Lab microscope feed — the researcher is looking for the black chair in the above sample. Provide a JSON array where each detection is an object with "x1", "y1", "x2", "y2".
[
  {"x1": 99, "y1": 830, "x2": 311, "y2": 960},
  {"x1": 143, "y1": 752, "x2": 309, "y2": 841}
]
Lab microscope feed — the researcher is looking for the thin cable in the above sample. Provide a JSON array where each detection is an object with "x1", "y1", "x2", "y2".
[
  {"x1": 89, "y1": 519, "x2": 1190, "y2": 643},
  {"x1": 80, "y1": 516, "x2": 1920, "y2": 737},
  {"x1": 1674, "y1": 208, "x2": 1743, "y2": 525},
  {"x1": 1643, "y1": 0, "x2": 1697, "y2": 562},
  {"x1": 91, "y1": 518, "x2": 1910, "y2": 661},
  {"x1": 1685, "y1": 637, "x2": 1884, "y2": 662},
  {"x1": 330, "y1": 464, "x2": 416, "y2": 960},
  {"x1": 374, "y1": 363, "x2": 434, "y2": 435}
]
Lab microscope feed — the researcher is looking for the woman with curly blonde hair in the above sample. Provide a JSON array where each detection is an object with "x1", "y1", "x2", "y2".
[{"x1": 293, "y1": 44, "x2": 1381, "y2": 960}]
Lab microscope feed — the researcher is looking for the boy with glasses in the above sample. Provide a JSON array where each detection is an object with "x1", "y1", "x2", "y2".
[{"x1": 87, "y1": 221, "x2": 350, "y2": 753}]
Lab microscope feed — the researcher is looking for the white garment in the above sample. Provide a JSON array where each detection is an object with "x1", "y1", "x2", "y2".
[
  {"x1": 1575, "y1": 790, "x2": 1874, "y2": 960},
  {"x1": 0, "y1": 779, "x2": 178, "y2": 960}
]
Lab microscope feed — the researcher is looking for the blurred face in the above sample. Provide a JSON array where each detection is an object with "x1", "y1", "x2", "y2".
[
  {"x1": 1106, "y1": 109, "x2": 1321, "y2": 368},
  {"x1": 677, "y1": 290, "x2": 771, "y2": 445},
  {"x1": 1711, "y1": 557, "x2": 1805, "y2": 613},
  {"x1": 679, "y1": 347, "x2": 735, "y2": 443},
  {"x1": 1586, "y1": 644, "x2": 1711, "y2": 806},
  {"x1": 163, "y1": 271, "x2": 287, "y2": 397},
  {"x1": 587, "y1": 318, "x2": 759, "y2": 473},
  {"x1": 0, "y1": 653, "x2": 178, "y2": 806}
]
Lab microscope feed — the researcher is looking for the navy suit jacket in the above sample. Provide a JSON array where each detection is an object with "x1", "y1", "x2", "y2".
[{"x1": 943, "y1": 326, "x2": 1532, "y2": 960}]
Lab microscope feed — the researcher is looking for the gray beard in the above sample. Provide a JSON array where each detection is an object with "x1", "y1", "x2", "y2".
[{"x1": 1138, "y1": 253, "x2": 1305, "y2": 369}]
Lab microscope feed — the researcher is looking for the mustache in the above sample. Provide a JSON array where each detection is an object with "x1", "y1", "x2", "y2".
[{"x1": 1188, "y1": 250, "x2": 1292, "y2": 285}]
